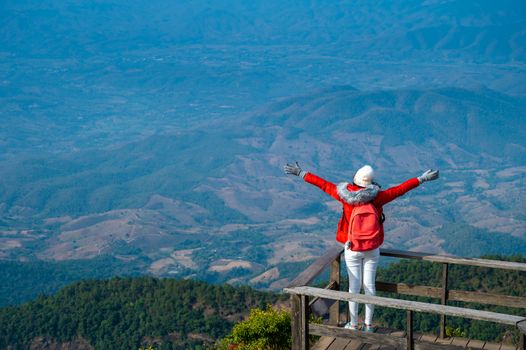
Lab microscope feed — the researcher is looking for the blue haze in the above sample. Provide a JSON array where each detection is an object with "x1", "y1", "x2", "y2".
[{"x1": 0, "y1": 0, "x2": 525, "y2": 293}]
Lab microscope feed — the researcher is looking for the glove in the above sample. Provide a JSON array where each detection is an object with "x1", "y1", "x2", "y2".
[
  {"x1": 284, "y1": 162, "x2": 307, "y2": 178},
  {"x1": 418, "y1": 169, "x2": 439, "y2": 183}
]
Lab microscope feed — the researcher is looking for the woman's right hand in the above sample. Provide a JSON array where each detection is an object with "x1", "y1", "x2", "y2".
[{"x1": 418, "y1": 169, "x2": 439, "y2": 183}]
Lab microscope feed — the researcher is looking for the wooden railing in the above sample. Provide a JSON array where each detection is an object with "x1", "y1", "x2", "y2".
[
  {"x1": 379, "y1": 248, "x2": 526, "y2": 338},
  {"x1": 284, "y1": 247, "x2": 526, "y2": 350}
]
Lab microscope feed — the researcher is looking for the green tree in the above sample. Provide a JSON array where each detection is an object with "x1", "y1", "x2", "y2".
[{"x1": 218, "y1": 306, "x2": 291, "y2": 350}]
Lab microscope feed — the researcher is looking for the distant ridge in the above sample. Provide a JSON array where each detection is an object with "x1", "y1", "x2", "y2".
[{"x1": 2, "y1": 1, "x2": 524, "y2": 63}]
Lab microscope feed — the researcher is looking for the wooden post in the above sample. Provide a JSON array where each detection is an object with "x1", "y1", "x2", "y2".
[
  {"x1": 301, "y1": 294, "x2": 310, "y2": 350},
  {"x1": 407, "y1": 310, "x2": 414, "y2": 350},
  {"x1": 345, "y1": 296, "x2": 350, "y2": 324},
  {"x1": 440, "y1": 263, "x2": 449, "y2": 338},
  {"x1": 291, "y1": 294, "x2": 302, "y2": 350},
  {"x1": 518, "y1": 320, "x2": 526, "y2": 350},
  {"x1": 329, "y1": 254, "x2": 341, "y2": 326}
]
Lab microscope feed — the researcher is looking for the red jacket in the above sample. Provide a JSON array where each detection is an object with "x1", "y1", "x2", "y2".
[{"x1": 304, "y1": 172, "x2": 420, "y2": 251}]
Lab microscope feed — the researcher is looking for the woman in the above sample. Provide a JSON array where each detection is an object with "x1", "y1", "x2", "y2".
[{"x1": 284, "y1": 162, "x2": 439, "y2": 332}]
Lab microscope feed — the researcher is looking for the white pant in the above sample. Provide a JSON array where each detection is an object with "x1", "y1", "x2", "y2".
[{"x1": 344, "y1": 247, "x2": 380, "y2": 326}]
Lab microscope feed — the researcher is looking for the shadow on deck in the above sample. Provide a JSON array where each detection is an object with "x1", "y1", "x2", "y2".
[{"x1": 283, "y1": 247, "x2": 526, "y2": 350}]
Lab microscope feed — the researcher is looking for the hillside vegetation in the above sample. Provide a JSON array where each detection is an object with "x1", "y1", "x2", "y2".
[
  {"x1": 0, "y1": 256, "x2": 145, "y2": 307},
  {"x1": 1, "y1": 255, "x2": 524, "y2": 349},
  {"x1": 0, "y1": 277, "x2": 280, "y2": 350}
]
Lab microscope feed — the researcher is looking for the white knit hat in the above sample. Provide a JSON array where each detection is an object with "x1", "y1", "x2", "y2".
[{"x1": 353, "y1": 165, "x2": 374, "y2": 187}]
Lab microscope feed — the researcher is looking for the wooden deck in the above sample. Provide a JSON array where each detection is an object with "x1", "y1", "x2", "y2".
[
  {"x1": 285, "y1": 247, "x2": 526, "y2": 350},
  {"x1": 311, "y1": 328, "x2": 520, "y2": 350}
]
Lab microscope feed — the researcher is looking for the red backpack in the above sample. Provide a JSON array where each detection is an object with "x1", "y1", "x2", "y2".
[{"x1": 347, "y1": 203, "x2": 382, "y2": 248}]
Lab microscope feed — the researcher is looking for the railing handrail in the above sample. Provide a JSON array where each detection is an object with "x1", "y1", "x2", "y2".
[
  {"x1": 288, "y1": 246, "x2": 526, "y2": 290},
  {"x1": 380, "y1": 248, "x2": 526, "y2": 272},
  {"x1": 284, "y1": 286, "x2": 526, "y2": 326},
  {"x1": 287, "y1": 246, "x2": 343, "y2": 288},
  {"x1": 287, "y1": 246, "x2": 526, "y2": 308}
]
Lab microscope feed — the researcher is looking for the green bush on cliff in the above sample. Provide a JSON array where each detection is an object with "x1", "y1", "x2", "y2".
[{"x1": 218, "y1": 306, "x2": 291, "y2": 350}]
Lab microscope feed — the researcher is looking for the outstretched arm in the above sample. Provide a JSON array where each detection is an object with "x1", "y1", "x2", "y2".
[
  {"x1": 374, "y1": 169, "x2": 439, "y2": 206},
  {"x1": 283, "y1": 162, "x2": 341, "y2": 201}
]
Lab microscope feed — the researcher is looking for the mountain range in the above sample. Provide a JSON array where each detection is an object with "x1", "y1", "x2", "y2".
[
  {"x1": 1, "y1": 86, "x2": 525, "y2": 292},
  {"x1": 0, "y1": 0, "x2": 525, "y2": 296}
]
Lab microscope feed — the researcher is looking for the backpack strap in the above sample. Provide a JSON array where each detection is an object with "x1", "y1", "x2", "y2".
[{"x1": 346, "y1": 208, "x2": 354, "y2": 248}]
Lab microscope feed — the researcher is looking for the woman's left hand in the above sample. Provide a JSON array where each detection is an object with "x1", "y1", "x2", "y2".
[{"x1": 284, "y1": 162, "x2": 305, "y2": 177}]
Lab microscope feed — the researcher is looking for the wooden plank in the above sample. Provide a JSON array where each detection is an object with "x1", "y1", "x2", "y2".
[
  {"x1": 440, "y1": 263, "x2": 449, "y2": 339},
  {"x1": 515, "y1": 319, "x2": 526, "y2": 334},
  {"x1": 311, "y1": 337, "x2": 336, "y2": 350},
  {"x1": 379, "y1": 249, "x2": 526, "y2": 272},
  {"x1": 358, "y1": 328, "x2": 390, "y2": 350},
  {"x1": 500, "y1": 344, "x2": 517, "y2": 350},
  {"x1": 467, "y1": 339, "x2": 486, "y2": 349},
  {"x1": 327, "y1": 338, "x2": 353, "y2": 350},
  {"x1": 420, "y1": 334, "x2": 438, "y2": 343},
  {"x1": 518, "y1": 320, "x2": 526, "y2": 350},
  {"x1": 309, "y1": 323, "x2": 406, "y2": 349},
  {"x1": 376, "y1": 328, "x2": 397, "y2": 350},
  {"x1": 376, "y1": 282, "x2": 526, "y2": 309},
  {"x1": 344, "y1": 339, "x2": 366, "y2": 350},
  {"x1": 414, "y1": 339, "x2": 465, "y2": 350},
  {"x1": 367, "y1": 328, "x2": 391, "y2": 350},
  {"x1": 483, "y1": 342, "x2": 501, "y2": 350},
  {"x1": 390, "y1": 329, "x2": 406, "y2": 337},
  {"x1": 340, "y1": 310, "x2": 349, "y2": 326},
  {"x1": 310, "y1": 282, "x2": 338, "y2": 318},
  {"x1": 414, "y1": 333, "x2": 424, "y2": 341},
  {"x1": 288, "y1": 246, "x2": 343, "y2": 287},
  {"x1": 304, "y1": 301, "x2": 311, "y2": 349},
  {"x1": 291, "y1": 295, "x2": 302, "y2": 350},
  {"x1": 448, "y1": 290, "x2": 526, "y2": 309},
  {"x1": 451, "y1": 337, "x2": 470, "y2": 348},
  {"x1": 330, "y1": 256, "x2": 341, "y2": 326},
  {"x1": 360, "y1": 340, "x2": 372, "y2": 350},
  {"x1": 434, "y1": 337, "x2": 453, "y2": 345},
  {"x1": 376, "y1": 281, "x2": 442, "y2": 298},
  {"x1": 284, "y1": 286, "x2": 526, "y2": 326},
  {"x1": 310, "y1": 281, "x2": 338, "y2": 308},
  {"x1": 377, "y1": 344, "x2": 396, "y2": 350},
  {"x1": 407, "y1": 311, "x2": 414, "y2": 350}
]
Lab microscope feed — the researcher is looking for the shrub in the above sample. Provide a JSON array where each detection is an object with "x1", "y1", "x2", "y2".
[
  {"x1": 218, "y1": 306, "x2": 291, "y2": 350},
  {"x1": 446, "y1": 325, "x2": 467, "y2": 337}
]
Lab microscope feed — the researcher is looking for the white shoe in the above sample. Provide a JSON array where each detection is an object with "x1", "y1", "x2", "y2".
[{"x1": 344, "y1": 322, "x2": 359, "y2": 330}]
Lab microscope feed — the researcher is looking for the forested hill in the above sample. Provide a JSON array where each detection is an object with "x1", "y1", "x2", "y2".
[
  {"x1": 0, "y1": 256, "x2": 145, "y2": 307},
  {"x1": 0, "y1": 277, "x2": 281, "y2": 350},
  {"x1": 1, "y1": 255, "x2": 524, "y2": 349}
]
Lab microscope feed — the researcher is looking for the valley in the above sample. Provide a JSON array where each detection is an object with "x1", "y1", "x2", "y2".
[
  {"x1": 1, "y1": 87, "x2": 525, "y2": 293},
  {"x1": 0, "y1": 0, "x2": 525, "y2": 302}
]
